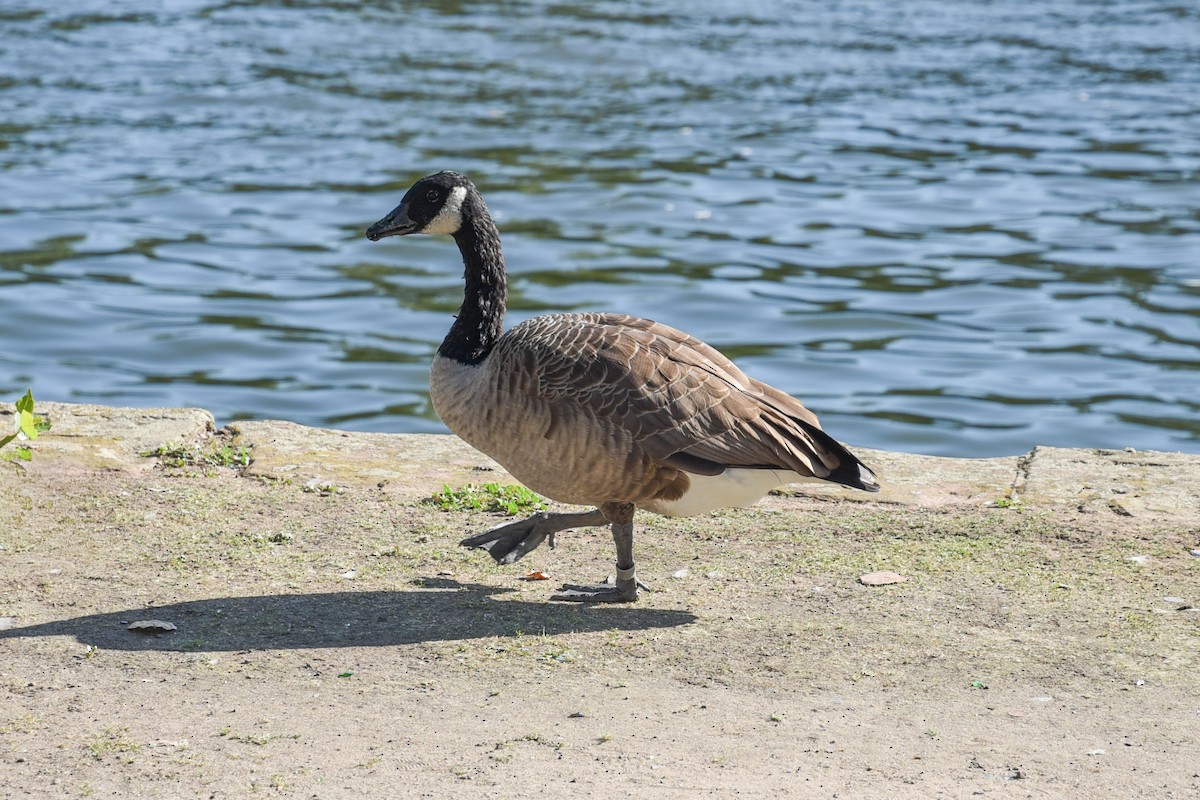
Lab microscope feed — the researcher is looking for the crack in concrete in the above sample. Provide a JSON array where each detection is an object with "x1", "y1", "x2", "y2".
[{"x1": 1011, "y1": 445, "x2": 1038, "y2": 501}]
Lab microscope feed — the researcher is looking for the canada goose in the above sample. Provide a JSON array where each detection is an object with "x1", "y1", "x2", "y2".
[{"x1": 366, "y1": 171, "x2": 879, "y2": 602}]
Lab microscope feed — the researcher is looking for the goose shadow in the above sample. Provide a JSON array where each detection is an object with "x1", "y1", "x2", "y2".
[{"x1": 0, "y1": 579, "x2": 697, "y2": 652}]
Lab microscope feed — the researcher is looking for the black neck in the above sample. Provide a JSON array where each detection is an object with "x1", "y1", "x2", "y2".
[{"x1": 437, "y1": 192, "x2": 506, "y2": 365}]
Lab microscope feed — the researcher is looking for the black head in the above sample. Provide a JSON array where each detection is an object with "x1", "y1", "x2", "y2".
[{"x1": 365, "y1": 171, "x2": 475, "y2": 241}]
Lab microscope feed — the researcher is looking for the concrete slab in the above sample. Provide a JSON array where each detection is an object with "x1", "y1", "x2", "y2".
[
  {"x1": 1017, "y1": 445, "x2": 1200, "y2": 522},
  {"x1": 5, "y1": 404, "x2": 1197, "y2": 520},
  {"x1": 228, "y1": 420, "x2": 512, "y2": 501},
  {"x1": 2, "y1": 402, "x2": 215, "y2": 471}
]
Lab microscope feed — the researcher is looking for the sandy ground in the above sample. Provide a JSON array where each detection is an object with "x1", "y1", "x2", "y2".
[{"x1": 1, "y1": 408, "x2": 1198, "y2": 798}]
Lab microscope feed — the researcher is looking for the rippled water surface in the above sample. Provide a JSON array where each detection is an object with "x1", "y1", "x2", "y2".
[{"x1": 2, "y1": 0, "x2": 1197, "y2": 456}]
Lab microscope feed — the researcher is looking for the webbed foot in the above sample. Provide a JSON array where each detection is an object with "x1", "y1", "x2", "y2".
[
  {"x1": 459, "y1": 509, "x2": 606, "y2": 565},
  {"x1": 552, "y1": 581, "x2": 638, "y2": 603},
  {"x1": 550, "y1": 566, "x2": 647, "y2": 603}
]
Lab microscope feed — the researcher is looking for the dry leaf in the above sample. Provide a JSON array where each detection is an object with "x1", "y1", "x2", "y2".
[
  {"x1": 126, "y1": 620, "x2": 177, "y2": 634},
  {"x1": 858, "y1": 571, "x2": 907, "y2": 587},
  {"x1": 518, "y1": 570, "x2": 550, "y2": 581}
]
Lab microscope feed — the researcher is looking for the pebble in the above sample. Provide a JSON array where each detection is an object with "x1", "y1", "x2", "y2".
[
  {"x1": 671, "y1": 568, "x2": 690, "y2": 579},
  {"x1": 859, "y1": 571, "x2": 907, "y2": 586},
  {"x1": 1189, "y1": 549, "x2": 1200, "y2": 558},
  {"x1": 1126, "y1": 555, "x2": 1149, "y2": 565},
  {"x1": 127, "y1": 619, "x2": 177, "y2": 634},
  {"x1": 0, "y1": 617, "x2": 15, "y2": 631}
]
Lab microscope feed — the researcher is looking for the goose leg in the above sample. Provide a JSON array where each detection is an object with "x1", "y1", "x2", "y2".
[
  {"x1": 552, "y1": 502, "x2": 642, "y2": 603},
  {"x1": 460, "y1": 508, "x2": 607, "y2": 564}
]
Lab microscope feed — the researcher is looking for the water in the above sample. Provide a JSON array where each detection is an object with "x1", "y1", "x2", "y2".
[{"x1": 1, "y1": 0, "x2": 1197, "y2": 458}]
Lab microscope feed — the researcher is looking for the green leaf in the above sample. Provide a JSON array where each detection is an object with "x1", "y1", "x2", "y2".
[
  {"x1": 18, "y1": 410, "x2": 38, "y2": 441},
  {"x1": 15, "y1": 390, "x2": 33, "y2": 415},
  {"x1": 16, "y1": 447, "x2": 32, "y2": 461}
]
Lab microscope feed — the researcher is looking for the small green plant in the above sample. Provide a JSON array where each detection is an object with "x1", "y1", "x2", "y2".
[
  {"x1": 1, "y1": 390, "x2": 49, "y2": 462},
  {"x1": 219, "y1": 728, "x2": 299, "y2": 746},
  {"x1": 88, "y1": 726, "x2": 141, "y2": 761},
  {"x1": 303, "y1": 479, "x2": 342, "y2": 495},
  {"x1": 142, "y1": 442, "x2": 251, "y2": 470},
  {"x1": 430, "y1": 482, "x2": 546, "y2": 515},
  {"x1": 0, "y1": 714, "x2": 40, "y2": 734},
  {"x1": 519, "y1": 732, "x2": 562, "y2": 750}
]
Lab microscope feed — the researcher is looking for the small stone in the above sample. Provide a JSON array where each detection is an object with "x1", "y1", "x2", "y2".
[
  {"x1": 1126, "y1": 555, "x2": 1149, "y2": 565},
  {"x1": 1107, "y1": 501, "x2": 1133, "y2": 517},
  {"x1": 1189, "y1": 549, "x2": 1200, "y2": 558},
  {"x1": 859, "y1": 571, "x2": 907, "y2": 587},
  {"x1": 1087, "y1": 749, "x2": 1105, "y2": 756},
  {"x1": 671, "y1": 568, "x2": 690, "y2": 579},
  {"x1": 0, "y1": 617, "x2": 15, "y2": 631},
  {"x1": 1163, "y1": 597, "x2": 1185, "y2": 604},
  {"x1": 127, "y1": 620, "x2": 177, "y2": 634}
]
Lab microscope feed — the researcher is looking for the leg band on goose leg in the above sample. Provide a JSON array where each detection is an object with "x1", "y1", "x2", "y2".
[{"x1": 552, "y1": 514, "x2": 642, "y2": 603}]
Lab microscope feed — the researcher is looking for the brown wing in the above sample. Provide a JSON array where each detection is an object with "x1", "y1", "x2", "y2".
[{"x1": 500, "y1": 312, "x2": 871, "y2": 486}]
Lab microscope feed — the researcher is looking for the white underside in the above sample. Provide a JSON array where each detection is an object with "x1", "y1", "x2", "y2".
[{"x1": 642, "y1": 468, "x2": 825, "y2": 518}]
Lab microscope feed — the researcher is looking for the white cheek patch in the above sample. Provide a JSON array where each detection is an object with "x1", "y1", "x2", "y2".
[{"x1": 421, "y1": 185, "x2": 467, "y2": 235}]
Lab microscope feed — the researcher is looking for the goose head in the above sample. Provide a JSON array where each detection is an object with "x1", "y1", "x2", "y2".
[{"x1": 366, "y1": 171, "x2": 473, "y2": 240}]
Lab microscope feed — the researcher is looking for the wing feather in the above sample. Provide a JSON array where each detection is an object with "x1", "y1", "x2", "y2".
[{"x1": 498, "y1": 312, "x2": 869, "y2": 486}]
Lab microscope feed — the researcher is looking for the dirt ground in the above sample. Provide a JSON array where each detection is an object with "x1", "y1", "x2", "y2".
[{"x1": 1, "y1": 412, "x2": 1198, "y2": 798}]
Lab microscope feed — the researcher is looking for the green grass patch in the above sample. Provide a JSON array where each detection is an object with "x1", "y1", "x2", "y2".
[
  {"x1": 429, "y1": 482, "x2": 546, "y2": 516},
  {"x1": 142, "y1": 443, "x2": 251, "y2": 471},
  {"x1": 87, "y1": 726, "x2": 141, "y2": 761}
]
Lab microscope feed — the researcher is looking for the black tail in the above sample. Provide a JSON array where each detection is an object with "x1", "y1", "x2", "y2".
[{"x1": 798, "y1": 420, "x2": 880, "y2": 492}]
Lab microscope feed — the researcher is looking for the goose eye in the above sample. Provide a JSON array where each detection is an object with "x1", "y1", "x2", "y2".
[{"x1": 426, "y1": 190, "x2": 440, "y2": 202}]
